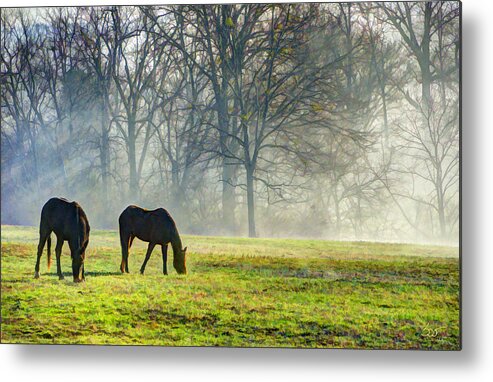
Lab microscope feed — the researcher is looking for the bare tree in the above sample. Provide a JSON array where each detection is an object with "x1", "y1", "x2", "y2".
[
  {"x1": 75, "y1": 7, "x2": 120, "y2": 217},
  {"x1": 110, "y1": 7, "x2": 166, "y2": 200},
  {"x1": 1, "y1": 4, "x2": 460, "y2": 243},
  {"x1": 380, "y1": 1, "x2": 460, "y2": 240}
]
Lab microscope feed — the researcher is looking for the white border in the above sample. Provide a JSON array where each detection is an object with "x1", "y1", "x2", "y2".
[{"x1": 2, "y1": 1, "x2": 492, "y2": 381}]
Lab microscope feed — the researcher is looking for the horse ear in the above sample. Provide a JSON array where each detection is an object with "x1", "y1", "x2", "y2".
[{"x1": 183, "y1": 246, "x2": 187, "y2": 252}]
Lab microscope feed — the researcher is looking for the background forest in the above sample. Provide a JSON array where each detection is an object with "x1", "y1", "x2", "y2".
[{"x1": 1, "y1": 2, "x2": 460, "y2": 244}]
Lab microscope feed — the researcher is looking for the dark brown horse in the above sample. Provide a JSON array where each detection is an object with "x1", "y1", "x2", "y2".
[
  {"x1": 35, "y1": 197, "x2": 90, "y2": 282},
  {"x1": 118, "y1": 205, "x2": 187, "y2": 275}
]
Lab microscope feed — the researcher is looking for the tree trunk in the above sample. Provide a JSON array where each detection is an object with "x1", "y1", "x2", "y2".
[
  {"x1": 246, "y1": 166, "x2": 256, "y2": 238},
  {"x1": 214, "y1": 15, "x2": 237, "y2": 234},
  {"x1": 355, "y1": 193, "x2": 363, "y2": 238},
  {"x1": 100, "y1": 95, "x2": 110, "y2": 223},
  {"x1": 421, "y1": 2, "x2": 433, "y2": 115},
  {"x1": 332, "y1": 188, "x2": 341, "y2": 239},
  {"x1": 127, "y1": 115, "x2": 138, "y2": 200},
  {"x1": 217, "y1": 95, "x2": 237, "y2": 234},
  {"x1": 171, "y1": 161, "x2": 184, "y2": 211},
  {"x1": 378, "y1": 52, "x2": 390, "y2": 149},
  {"x1": 222, "y1": 161, "x2": 236, "y2": 232},
  {"x1": 436, "y1": 177, "x2": 447, "y2": 240},
  {"x1": 420, "y1": 60, "x2": 432, "y2": 114},
  {"x1": 56, "y1": 151, "x2": 69, "y2": 194},
  {"x1": 26, "y1": 122, "x2": 40, "y2": 190}
]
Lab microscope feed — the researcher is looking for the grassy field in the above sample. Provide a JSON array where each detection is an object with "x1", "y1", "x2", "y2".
[{"x1": 1, "y1": 225, "x2": 460, "y2": 349}]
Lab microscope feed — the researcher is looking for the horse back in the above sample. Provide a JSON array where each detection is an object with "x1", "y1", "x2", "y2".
[
  {"x1": 119, "y1": 205, "x2": 176, "y2": 244},
  {"x1": 41, "y1": 198, "x2": 89, "y2": 242}
]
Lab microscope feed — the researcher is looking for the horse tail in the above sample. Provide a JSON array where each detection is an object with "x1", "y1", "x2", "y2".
[{"x1": 46, "y1": 235, "x2": 52, "y2": 270}]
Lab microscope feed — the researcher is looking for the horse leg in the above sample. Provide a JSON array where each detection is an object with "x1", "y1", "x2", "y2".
[
  {"x1": 120, "y1": 231, "x2": 130, "y2": 273},
  {"x1": 161, "y1": 244, "x2": 168, "y2": 276},
  {"x1": 46, "y1": 235, "x2": 51, "y2": 267},
  {"x1": 140, "y1": 243, "x2": 156, "y2": 275},
  {"x1": 55, "y1": 235, "x2": 64, "y2": 280},
  {"x1": 125, "y1": 235, "x2": 134, "y2": 273},
  {"x1": 34, "y1": 229, "x2": 50, "y2": 278}
]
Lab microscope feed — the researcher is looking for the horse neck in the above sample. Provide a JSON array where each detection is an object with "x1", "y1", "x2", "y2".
[{"x1": 170, "y1": 231, "x2": 182, "y2": 254}]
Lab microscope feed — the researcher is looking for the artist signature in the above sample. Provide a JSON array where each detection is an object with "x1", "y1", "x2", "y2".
[{"x1": 421, "y1": 324, "x2": 446, "y2": 338}]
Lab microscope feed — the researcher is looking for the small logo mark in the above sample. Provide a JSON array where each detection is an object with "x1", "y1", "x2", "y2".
[{"x1": 421, "y1": 324, "x2": 445, "y2": 338}]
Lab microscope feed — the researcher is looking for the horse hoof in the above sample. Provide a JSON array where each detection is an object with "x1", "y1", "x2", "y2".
[
  {"x1": 140, "y1": 270, "x2": 145, "y2": 275},
  {"x1": 34, "y1": 272, "x2": 39, "y2": 279},
  {"x1": 59, "y1": 275, "x2": 64, "y2": 280}
]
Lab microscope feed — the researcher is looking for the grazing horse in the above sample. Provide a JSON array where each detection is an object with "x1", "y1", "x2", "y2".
[
  {"x1": 34, "y1": 197, "x2": 90, "y2": 282},
  {"x1": 118, "y1": 205, "x2": 187, "y2": 275}
]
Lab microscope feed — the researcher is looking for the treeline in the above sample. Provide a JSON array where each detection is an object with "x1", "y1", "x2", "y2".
[{"x1": 0, "y1": 3, "x2": 460, "y2": 243}]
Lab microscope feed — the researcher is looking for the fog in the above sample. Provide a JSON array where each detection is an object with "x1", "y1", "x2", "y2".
[{"x1": 1, "y1": 3, "x2": 460, "y2": 245}]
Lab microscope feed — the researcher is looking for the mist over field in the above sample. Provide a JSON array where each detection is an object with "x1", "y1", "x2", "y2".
[
  {"x1": 1, "y1": 225, "x2": 460, "y2": 348},
  {"x1": 1, "y1": 2, "x2": 460, "y2": 244}
]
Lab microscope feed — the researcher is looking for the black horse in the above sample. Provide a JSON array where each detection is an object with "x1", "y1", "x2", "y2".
[
  {"x1": 118, "y1": 205, "x2": 187, "y2": 275},
  {"x1": 34, "y1": 197, "x2": 90, "y2": 282}
]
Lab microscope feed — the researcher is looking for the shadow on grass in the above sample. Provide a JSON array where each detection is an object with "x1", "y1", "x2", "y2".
[
  {"x1": 85, "y1": 271, "x2": 123, "y2": 277},
  {"x1": 44, "y1": 271, "x2": 122, "y2": 278}
]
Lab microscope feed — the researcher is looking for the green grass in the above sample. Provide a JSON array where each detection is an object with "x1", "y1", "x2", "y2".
[{"x1": 1, "y1": 225, "x2": 460, "y2": 349}]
